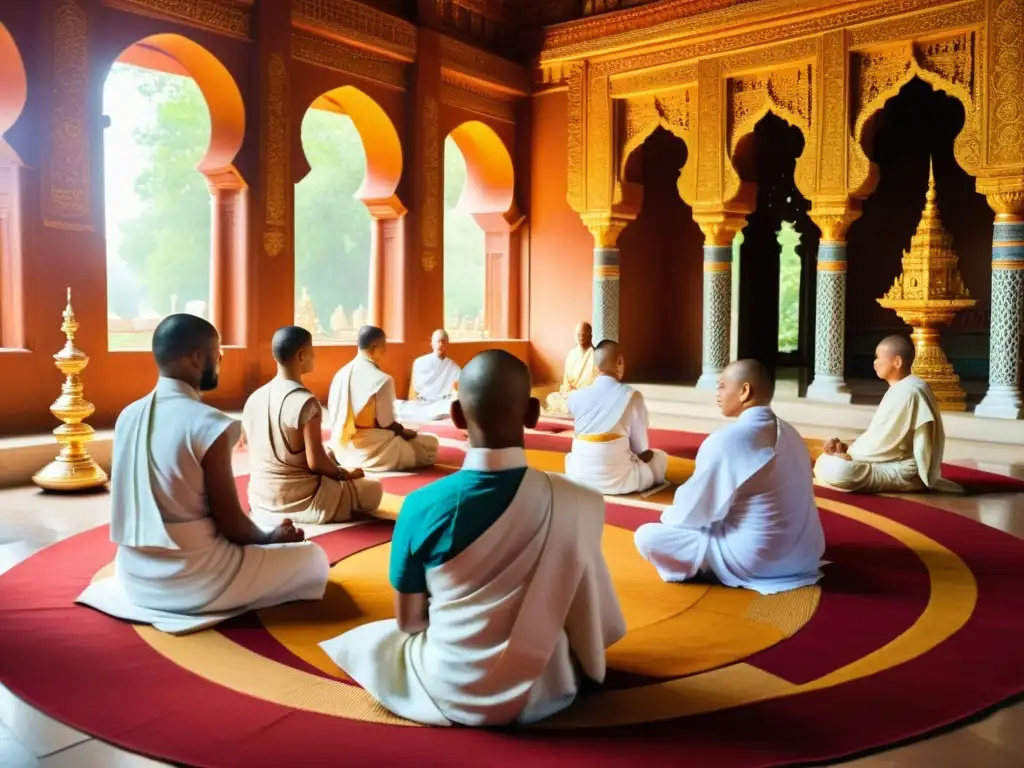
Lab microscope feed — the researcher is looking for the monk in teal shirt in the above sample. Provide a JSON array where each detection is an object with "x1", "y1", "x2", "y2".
[{"x1": 321, "y1": 350, "x2": 625, "y2": 726}]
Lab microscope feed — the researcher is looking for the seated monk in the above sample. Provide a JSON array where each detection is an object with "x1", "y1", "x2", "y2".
[
  {"x1": 565, "y1": 340, "x2": 668, "y2": 495},
  {"x1": 814, "y1": 335, "x2": 959, "y2": 494},
  {"x1": 545, "y1": 321, "x2": 597, "y2": 414},
  {"x1": 77, "y1": 315, "x2": 329, "y2": 634},
  {"x1": 326, "y1": 325, "x2": 439, "y2": 472},
  {"x1": 394, "y1": 328, "x2": 461, "y2": 422},
  {"x1": 242, "y1": 326, "x2": 384, "y2": 525},
  {"x1": 634, "y1": 360, "x2": 825, "y2": 595},
  {"x1": 320, "y1": 350, "x2": 625, "y2": 727}
]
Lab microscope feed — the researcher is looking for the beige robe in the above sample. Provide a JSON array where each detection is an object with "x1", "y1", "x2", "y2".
[
  {"x1": 545, "y1": 345, "x2": 597, "y2": 414},
  {"x1": 76, "y1": 377, "x2": 329, "y2": 635},
  {"x1": 242, "y1": 377, "x2": 383, "y2": 525},
  {"x1": 320, "y1": 454, "x2": 625, "y2": 727},
  {"x1": 814, "y1": 375, "x2": 958, "y2": 494},
  {"x1": 326, "y1": 355, "x2": 439, "y2": 472}
]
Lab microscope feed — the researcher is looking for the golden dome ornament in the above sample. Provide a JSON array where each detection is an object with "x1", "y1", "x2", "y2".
[{"x1": 32, "y1": 288, "x2": 109, "y2": 491}]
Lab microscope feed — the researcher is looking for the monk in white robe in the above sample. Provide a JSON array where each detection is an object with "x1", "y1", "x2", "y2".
[
  {"x1": 77, "y1": 315, "x2": 329, "y2": 635},
  {"x1": 634, "y1": 360, "x2": 825, "y2": 595},
  {"x1": 394, "y1": 329, "x2": 461, "y2": 422},
  {"x1": 545, "y1": 321, "x2": 597, "y2": 414},
  {"x1": 326, "y1": 325, "x2": 439, "y2": 472},
  {"x1": 242, "y1": 326, "x2": 383, "y2": 526},
  {"x1": 815, "y1": 335, "x2": 958, "y2": 494},
  {"x1": 565, "y1": 340, "x2": 668, "y2": 495},
  {"x1": 321, "y1": 350, "x2": 625, "y2": 726}
]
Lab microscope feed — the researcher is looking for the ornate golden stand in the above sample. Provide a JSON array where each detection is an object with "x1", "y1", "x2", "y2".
[
  {"x1": 877, "y1": 160, "x2": 976, "y2": 411},
  {"x1": 32, "y1": 289, "x2": 109, "y2": 491}
]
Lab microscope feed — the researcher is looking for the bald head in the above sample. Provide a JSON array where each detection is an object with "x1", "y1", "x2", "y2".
[
  {"x1": 874, "y1": 334, "x2": 915, "y2": 383},
  {"x1": 723, "y1": 359, "x2": 775, "y2": 401},
  {"x1": 151, "y1": 313, "x2": 221, "y2": 391},
  {"x1": 431, "y1": 328, "x2": 449, "y2": 358},
  {"x1": 453, "y1": 350, "x2": 538, "y2": 448},
  {"x1": 576, "y1": 322, "x2": 593, "y2": 349},
  {"x1": 595, "y1": 339, "x2": 624, "y2": 379}
]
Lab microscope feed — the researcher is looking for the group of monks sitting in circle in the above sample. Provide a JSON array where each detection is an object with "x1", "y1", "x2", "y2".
[{"x1": 78, "y1": 312, "x2": 953, "y2": 727}]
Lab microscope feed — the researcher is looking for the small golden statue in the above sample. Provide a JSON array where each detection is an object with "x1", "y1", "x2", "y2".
[
  {"x1": 877, "y1": 159, "x2": 976, "y2": 411},
  {"x1": 33, "y1": 288, "x2": 109, "y2": 491},
  {"x1": 295, "y1": 287, "x2": 319, "y2": 337}
]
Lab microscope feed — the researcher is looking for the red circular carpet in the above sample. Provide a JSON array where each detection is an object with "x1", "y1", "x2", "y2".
[{"x1": 1, "y1": 432, "x2": 1023, "y2": 766}]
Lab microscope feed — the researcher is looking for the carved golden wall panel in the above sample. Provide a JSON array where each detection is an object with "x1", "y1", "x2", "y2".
[
  {"x1": 587, "y1": 72, "x2": 613, "y2": 209},
  {"x1": 566, "y1": 62, "x2": 586, "y2": 212},
  {"x1": 292, "y1": 33, "x2": 407, "y2": 89},
  {"x1": 420, "y1": 93, "x2": 441, "y2": 267},
  {"x1": 610, "y1": 62, "x2": 697, "y2": 97},
  {"x1": 439, "y1": 36, "x2": 531, "y2": 96},
  {"x1": 695, "y1": 57, "x2": 724, "y2": 205},
  {"x1": 818, "y1": 29, "x2": 849, "y2": 195},
  {"x1": 47, "y1": 0, "x2": 92, "y2": 231},
  {"x1": 103, "y1": 0, "x2": 252, "y2": 38},
  {"x1": 989, "y1": 0, "x2": 1024, "y2": 166}
]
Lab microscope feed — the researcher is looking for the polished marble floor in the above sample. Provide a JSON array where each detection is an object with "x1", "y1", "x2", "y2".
[{"x1": 0, "y1": 418, "x2": 1022, "y2": 767}]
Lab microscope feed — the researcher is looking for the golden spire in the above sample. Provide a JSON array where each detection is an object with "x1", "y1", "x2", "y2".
[
  {"x1": 877, "y1": 156, "x2": 977, "y2": 411},
  {"x1": 33, "y1": 288, "x2": 108, "y2": 491}
]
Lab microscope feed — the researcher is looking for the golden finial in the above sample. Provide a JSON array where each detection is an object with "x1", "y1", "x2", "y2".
[
  {"x1": 32, "y1": 287, "x2": 108, "y2": 491},
  {"x1": 877, "y1": 155, "x2": 977, "y2": 412}
]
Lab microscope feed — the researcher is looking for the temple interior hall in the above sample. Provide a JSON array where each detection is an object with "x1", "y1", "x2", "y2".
[{"x1": 0, "y1": 1, "x2": 1022, "y2": 766}]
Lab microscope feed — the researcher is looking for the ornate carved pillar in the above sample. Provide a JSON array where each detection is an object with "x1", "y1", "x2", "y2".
[
  {"x1": 581, "y1": 213, "x2": 629, "y2": 345},
  {"x1": 976, "y1": 191, "x2": 1024, "y2": 419},
  {"x1": 364, "y1": 200, "x2": 407, "y2": 333},
  {"x1": 694, "y1": 212, "x2": 746, "y2": 389},
  {"x1": 473, "y1": 210, "x2": 525, "y2": 340},
  {"x1": 805, "y1": 204, "x2": 860, "y2": 403}
]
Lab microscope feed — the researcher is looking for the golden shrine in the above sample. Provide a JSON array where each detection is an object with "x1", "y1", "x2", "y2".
[{"x1": 878, "y1": 160, "x2": 976, "y2": 410}]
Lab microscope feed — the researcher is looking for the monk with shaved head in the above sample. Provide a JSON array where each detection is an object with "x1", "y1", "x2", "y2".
[
  {"x1": 322, "y1": 349, "x2": 625, "y2": 727},
  {"x1": 79, "y1": 315, "x2": 330, "y2": 634},
  {"x1": 546, "y1": 321, "x2": 597, "y2": 414},
  {"x1": 815, "y1": 334, "x2": 957, "y2": 493},
  {"x1": 634, "y1": 358, "x2": 825, "y2": 594},
  {"x1": 564, "y1": 340, "x2": 668, "y2": 495},
  {"x1": 395, "y1": 329, "x2": 462, "y2": 422}
]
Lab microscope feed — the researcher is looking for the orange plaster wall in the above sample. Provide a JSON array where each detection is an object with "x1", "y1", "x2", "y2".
[{"x1": 526, "y1": 90, "x2": 593, "y2": 386}]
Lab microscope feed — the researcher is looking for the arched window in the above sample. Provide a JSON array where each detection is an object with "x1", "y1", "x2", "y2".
[
  {"x1": 295, "y1": 108, "x2": 371, "y2": 342},
  {"x1": 443, "y1": 136, "x2": 486, "y2": 338},
  {"x1": 103, "y1": 36, "x2": 245, "y2": 351},
  {"x1": 295, "y1": 87, "x2": 403, "y2": 342},
  {"x1": 103, "y1": 61, "x2": 211, "y2": 350},
  {"x1": 0, "y1": 21, "x2": 28, "y2": 349},
  {"x1": 444, "y1": 121, "x2": 519, "y2": 340}
]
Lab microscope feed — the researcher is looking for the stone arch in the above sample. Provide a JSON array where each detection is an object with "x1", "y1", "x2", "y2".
[
  {"x1": 850, "y1": 59, "x2": 979, "y2": 200},
  {"x1": 114, "y1": 34, "x2": 245, "y2": 185},
  {"x1": 305, "y1": 86, "x2": 404, "y2": 211},
  {"x1": 448, "y1": 120, "x2": 515, "y2": 216},
  {"x1": 0, "y1": 22, "x2": 27, "y2": 164},
  {"x1": 727, "y1": 102, "x2": 813, "y2": 208}
]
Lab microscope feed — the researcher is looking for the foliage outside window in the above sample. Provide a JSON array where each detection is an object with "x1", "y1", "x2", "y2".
[{"x1": 443, "y1": 136, "x2": 487, "y2": 340}]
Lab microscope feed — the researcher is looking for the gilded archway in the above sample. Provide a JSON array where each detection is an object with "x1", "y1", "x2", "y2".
[
  {"x1": 849, "y1": 36, "x2": 982, "y2": 199},
  {"x1": 725, "y1": 65, "x2": 816, "y2": 207},
  {"x1": 617, "y1": 88, "x2": 696, "y2": 204}
]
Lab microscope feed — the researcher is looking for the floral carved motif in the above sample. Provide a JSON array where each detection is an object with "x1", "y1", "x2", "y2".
[
  {"x1": 292, "y1": 0, "x2": 417, "y2": 62},
  {"x1": 47, "y1": 0, "x2": 92, "y2": 231},
  {"x1": 587, "y1": 73, "x2": 612, "y2": 209},
  {"x1": 819, "y1": 30, "x2": 848, "y2": 194},
  {"x1": 292, "y1": 33, "x2": 406, "y2": 89},
  {"x1": 265, "y1": 53, "x2": 288, "y2": 229},
  {"x1": 420, "y1": 94, "x2": 440, "y2": 269},
  {"x1": 566, "y1": 63, "x2": 586, "y2": 212},
  {"x1": 103, "y1": 0, "x2": 252, "y2": 38},
  {"x1": 990, "y1": 0, "x2": 1024, "y2": 165},
  {"x1": 610, "y1": 62, "x2": 697, "y2": 97},
  {"x1": 620, "y1": 88, "x2": 693, "y2": 172},
  {"x1": 696, "y1": 58, "x2": 723, "y2": 204}
]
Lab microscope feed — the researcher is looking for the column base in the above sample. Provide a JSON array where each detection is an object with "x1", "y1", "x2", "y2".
[
  {"x1": 805, "y1": 375, "x2": 852, "y2": 404},
  {"x1": 696, "y1": 371, "x2": 721, "y2": 390},
  {"x1": 975, "y1": 386, "x2": 1023, "y2": 420}
]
